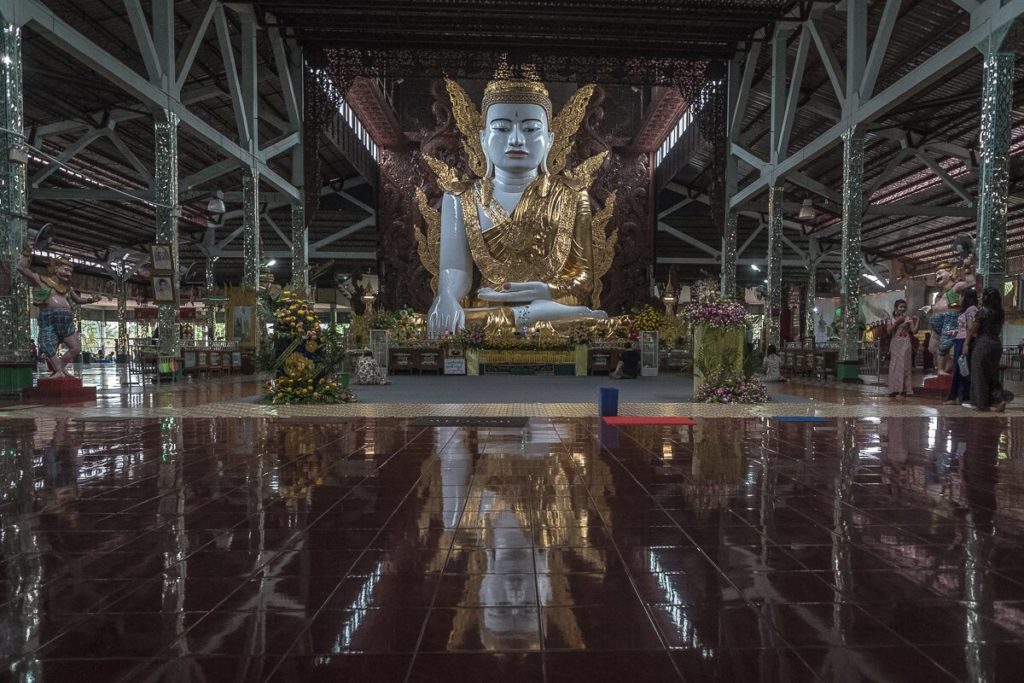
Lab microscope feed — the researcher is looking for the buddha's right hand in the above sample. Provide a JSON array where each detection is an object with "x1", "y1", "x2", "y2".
[
  {"x1": 428, "y1": 294, "x2": 464, "y2": 337},
  {"x1": 477, "y1": 281, "x2": 551, "y2": 302}
]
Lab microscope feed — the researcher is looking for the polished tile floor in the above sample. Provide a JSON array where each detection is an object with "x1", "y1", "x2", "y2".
[
  {"x1": 9, "y1": 365, "x2": 1024, "y2": 419},
  {"x1": 3, "y1": 413, "x2": 1024, "y2": 681}
]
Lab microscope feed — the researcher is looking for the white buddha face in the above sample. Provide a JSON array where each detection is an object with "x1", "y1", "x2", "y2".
[{"x1": 480, "y1": 102, "x2": 554, "y2": 175}]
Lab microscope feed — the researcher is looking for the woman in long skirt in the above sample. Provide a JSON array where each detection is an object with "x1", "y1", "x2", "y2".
[
  {"x1": 968, "y1": 287, "x2": 1008, "y2": 412},
  {"x1": 886, "y1": 299, "x2": 918, "y2": 397}
]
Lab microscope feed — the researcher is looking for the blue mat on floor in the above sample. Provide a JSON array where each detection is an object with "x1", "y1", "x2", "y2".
[{"x1": 773, "y1": 417, "x2": 831, "y2": 423}]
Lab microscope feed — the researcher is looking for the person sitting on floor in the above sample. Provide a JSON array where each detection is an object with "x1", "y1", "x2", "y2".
[
  {"x1": 353, "y1": 350, "x2": 390, "y2": 385},
  {"x1": 762, "y1": 344, "x2": 784, "y2": 382},
  {"x1": 610, "y1": 342, "x2": 641, "y2": 379}
]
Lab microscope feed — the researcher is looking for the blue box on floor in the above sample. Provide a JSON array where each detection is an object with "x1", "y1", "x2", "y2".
[{"x1": 599, "y1": 387, "x2": 619, "y2": 416}]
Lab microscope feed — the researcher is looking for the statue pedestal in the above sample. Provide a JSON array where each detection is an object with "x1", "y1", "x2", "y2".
[
  {"x1": 692, "y1": 325, "x2": 744, "y2": 396},
  {"x1": 22, "y1": 376, "x2": 97, "y2": 403},
  {"x1": 923, "y1": 373, "x2": 952, "y2": 392}
]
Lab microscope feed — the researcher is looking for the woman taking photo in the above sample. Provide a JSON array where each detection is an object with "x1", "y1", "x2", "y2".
[
  {"x1": 967, "y1": 286, "x2": 1009, "y2": 412},
  {"x1": 886, "y1": 299, "x2": 918, "y2": 398}
]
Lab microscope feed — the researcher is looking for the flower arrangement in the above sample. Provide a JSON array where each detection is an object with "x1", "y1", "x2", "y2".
[
  {"x1": 272, "y1": 290, "x2": 322, "y2": 348},
  {"x1": 682, "y1": 300, "x2": 748, "y2": 329},
  {"x1": 567, "y1": 322, "x2": 595, "y2": 346},
  {"x1": 604, "y1": 315, "x2": 634, "y2": 340},
  {"x1": 389, "y1": 307, "x2": 426, "y2": 343},
  {"x1": 659, "y1": 313, "x2": 687, "y2": 349},
  {"x1": 631, "y1": 304, "x2": 662, "y2": 332},
  {"x1": 693, "y1": 375, "x2": 769, "y2": 404},
  {"x1": 264, "y1": 290, "x2": 354, "y2": 405},
  {"x1": 438, "y1": 324, "x2": 486, "y2": 349},
  {"x1": 484, "y1": 328, "x2": 572, "y2": 351},
  {"x1": 691, "y1": 277, "x2": 720, "y2": 304},
  {"x1": 368, "y1": 308, "x2": 397, "y2": 331},
  {"x1": 268, "y1": 372, "x2": 353, "y2": 405}
]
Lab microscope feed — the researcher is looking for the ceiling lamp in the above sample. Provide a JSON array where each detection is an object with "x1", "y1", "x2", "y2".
[
  {"x1": 205, "y1": 189, "x2": 226, "y2": 223},
  {"x1": 798, "y1": 198, "x2": 816, "y2": 220}
]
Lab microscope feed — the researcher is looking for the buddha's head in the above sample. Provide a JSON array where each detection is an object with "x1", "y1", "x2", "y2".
[{"x1": 480, "y1": 78, "x2": 554, "y2": 177}]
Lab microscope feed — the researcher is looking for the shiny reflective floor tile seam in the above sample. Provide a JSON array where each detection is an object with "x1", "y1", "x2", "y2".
[
  {"x1": 551, "y1": 424, "x2": 688, "y2": 682},
  {"x1": 582, "y1": 420, "x2": 830, "y2": 680},
  {"x1": 106, "y1": 425, "x2": 440, "y2": 682},
  {"x1": 18, "y1": 398, "x2": 1024, "y2": 420},
  {"x1": 50, "y1": 420, "x2": 375, "y2": 525},
  {"x1": 256, "y1": 427, "x2": 461, "y2": 683},
  {"x1": 5, "y1": 451, "x2": 330, "y2": 592},
  {"x1": 14, "y1": 514, "x2": 259, "y2": 661},
  {"x1": 528, "y1": 442, "x2": 547, "y2": 682},
  {"x1": 758, "y1": 469, "x2": 1024, "y2": 595}
]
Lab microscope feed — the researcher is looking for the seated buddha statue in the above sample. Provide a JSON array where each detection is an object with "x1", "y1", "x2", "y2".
[{"x1": 423, "y1": 73, "x2": 613, "y2": 337}]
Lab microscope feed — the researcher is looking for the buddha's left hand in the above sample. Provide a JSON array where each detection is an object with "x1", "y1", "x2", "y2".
[{"x1": 477, "y1": 281, "x2": 551, "y2": 302}]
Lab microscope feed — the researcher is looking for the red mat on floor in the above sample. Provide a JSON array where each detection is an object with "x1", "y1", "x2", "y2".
[{"x1": 602, "y1": 416, "x2": 695, "y2": 425}]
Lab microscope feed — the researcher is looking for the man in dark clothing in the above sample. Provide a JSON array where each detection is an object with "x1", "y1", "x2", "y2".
[{"x1": 611, "y1": 342, "x2": 641, "y2": 379}]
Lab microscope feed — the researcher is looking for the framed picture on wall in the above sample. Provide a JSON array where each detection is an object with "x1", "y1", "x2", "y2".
[
  {"x1": 151, "y1": 244, "x2": 174, "y2": 273},
  {"x1": 231, "y1": 306, "x2": 254, "y2": 344},
  {"x1": 152, "y1": 275, "x2": 176, "y2": 303}
]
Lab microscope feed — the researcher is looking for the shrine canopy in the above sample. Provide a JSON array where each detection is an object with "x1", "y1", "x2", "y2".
[{"x1": 241, "y1": 0, "x2": 798, "y2": 86}]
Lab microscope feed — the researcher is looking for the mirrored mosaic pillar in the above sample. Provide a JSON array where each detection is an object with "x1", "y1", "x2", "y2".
[
  {"x1": 832, "y1": 417, "x2": 855, "y2": 646},
  {"x1": 205, "y1": 256, "x2": 216, "y2": 342},
  {"x1": 1, "y1": 422, "x2": 41, "y2": 681},
  {"x1": 154, "y1": 109, "x2": 180, "y2": 357},
  {"x1": 116, "y1": 277, "x2": 128, "y2": 357},
  {"x1": 976, "y1": 46, "x2": 1014, "y2": 292},
  {"x1": 0, "y1": 20, "x2": 31, "y2": 364},
  {"x1": 242, "y1": 168, "x2": 260, "y2": 292},
  {"x1": 289, "y1": 197, "x2": 308, "y2": 295},
  {"x1": 765, "y1": 185, "x2": 784, "y2": 349},
  {"x1": 720, "y1": 211, "x2": 738, "y2": 301},
  {"x1": 804, "y1": 238, "x2": 818, "y2": 344},
  {"x1": 839, "y1": 128, "x2": 864, "y2": 374}
]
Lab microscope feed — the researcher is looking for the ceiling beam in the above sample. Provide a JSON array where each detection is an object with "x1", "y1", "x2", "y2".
[
  {"x1": 730, "y1": 0, "x2": 1024, "y2": 208},
  {"x1": 23, "y1": 0, "x2": 301, "y2": 201}
]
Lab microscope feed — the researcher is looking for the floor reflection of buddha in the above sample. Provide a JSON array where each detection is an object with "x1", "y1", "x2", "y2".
[
  {"x1": 422, "y1": 442, "x2": 611, "y2": 650},
  {"x1": 426, "y1": 74, "x2": 611, "y2": 335}
]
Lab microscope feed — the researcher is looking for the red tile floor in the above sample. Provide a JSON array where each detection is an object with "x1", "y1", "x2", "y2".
[{"x1": 3, "y1": 413, "x2": 1024, "y2": 682}]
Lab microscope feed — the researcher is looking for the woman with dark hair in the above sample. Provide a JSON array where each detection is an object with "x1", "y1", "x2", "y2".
[
  {"x1": 966, "y1": 286, "x2": 1008, "y2": 411},
  {"x1": 886, "y1": 299, "x2": 917, "y2": 397},
  {"x1": 945, "y1": 287, "x2": 978, "y2": 405}
]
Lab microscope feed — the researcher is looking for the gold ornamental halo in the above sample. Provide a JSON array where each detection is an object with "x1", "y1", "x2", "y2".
[
  {"x1": 443, "y1": 77, "x2": 595, "y2": 178},
  {"x1": 414, "y1": 187, "x2": 441, "y2": 292},
  {"x1": 444, "y1": 79, "x2": 487, "y2": 178},
  {"x1": 546, "y1": 85, "x2": 596, "y2": 175}
]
